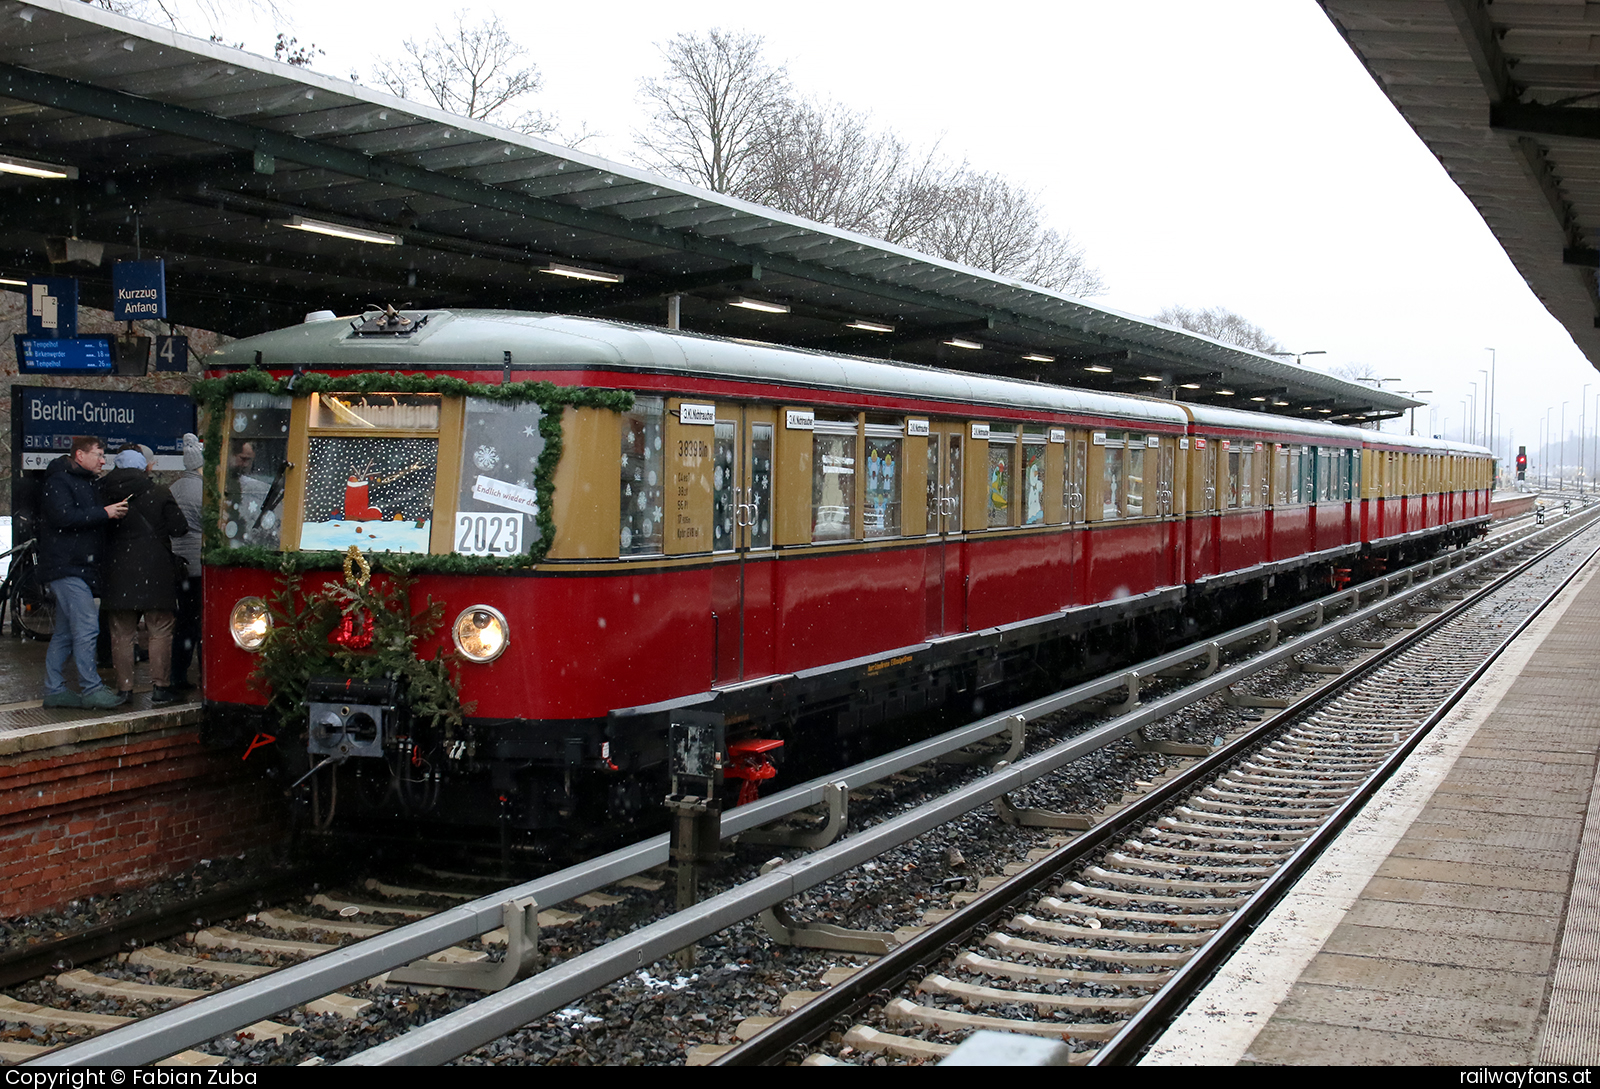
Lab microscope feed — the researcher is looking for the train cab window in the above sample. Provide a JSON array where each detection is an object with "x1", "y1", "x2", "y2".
[
  {"x1": 222, "y1": 392, "x2": 293, "y2": 550},
  {"x1": 1021, "y1": 426, "x2": 1048, "y2": 525},
  {"x1": 1348, "y1": 450, "x2": 1360, "y2": 500},
  {"x1": 620, "y1": 395, "x2": 666, "y2": 555},
  {"x1": 812, "y1": 416, "x2": 857, "y2": 542},
  {"x1": 986, "y1": 425, "x2": 1016, "y2": 527},
  {"x1": 863, "y1": 421, "x2": 902, "y2": 538},
  {"x1": 300, "y1": 393, "x2": 442, "y2": 554},
  {"x1": 1225, "y1": 442, "x2": 1254, "y2": 509},
  {"x1": 454, "y1": 398, "x2": 543, "y2": 557}
]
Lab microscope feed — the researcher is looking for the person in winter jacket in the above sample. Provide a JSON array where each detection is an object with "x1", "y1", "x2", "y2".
[
  {"x1": 39, "y1": 436, "x2": 129, "y2": 709},
  {"x1": 98, "y1": 447, "x2": 190, "y2": 705},
  {"x1": 169, "y1": 433, "x2": 204, "y2": 689}
]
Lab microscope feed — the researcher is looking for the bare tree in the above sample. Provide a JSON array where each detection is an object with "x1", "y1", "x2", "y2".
[
  {"x1": 373, "y1": 13, "x2": 555, "y2": 136},
  {"x1": 1155, "y1": 305, "x2": 1285, "y2": 355},
  {"x1": 911, "y1": 172, "x2": 1105, "y2": 296},
  {"x1": 636, "y1": 29, "x2": 791, "y2": 193}
]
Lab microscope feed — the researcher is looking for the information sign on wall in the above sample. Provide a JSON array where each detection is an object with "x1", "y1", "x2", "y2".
[
  {"x1": 14, "y1": 334, "x2": 114, "y2": 375},
  {"x1": 111, "y1": 260, "x2": 166, "y2": 321}
]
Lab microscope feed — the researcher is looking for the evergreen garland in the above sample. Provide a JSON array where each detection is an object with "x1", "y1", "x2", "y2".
[{"x1": 194, "y1": 370, "x2": 633, "y2": 574}]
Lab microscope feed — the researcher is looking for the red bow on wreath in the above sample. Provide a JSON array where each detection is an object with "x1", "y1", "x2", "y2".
[{"x1": 332, "y1": 609, "x2": 375, "y2": 650}]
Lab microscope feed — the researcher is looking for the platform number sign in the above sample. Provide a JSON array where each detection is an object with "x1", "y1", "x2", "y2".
[{"x1": 154, "y1": 335, "x2": 189, "y2": 372}]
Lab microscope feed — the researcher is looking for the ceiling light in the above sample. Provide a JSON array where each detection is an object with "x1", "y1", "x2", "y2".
[
  {"x1": 1084, "y1": 364, "x2": 1114, "y2": 374},
  {"x1": 728, "y1": 296, "x2": 789, "y2": 314},
  {"x1": 1216, "y1": 388, "x2": 1235, "y2": 396},
  {"x1": 0, "y1": 153, "x2": 78, "y2": 180},
  {"x1": 1140, "y1": 375, "x2": 1164, "y2": 383},
  {"x1": 1319, "y1": 408, "x2": 1333, "y2": 413},
  {"x1": 1250, "y1": 395, "x2": 1268, "y2": 402},
  {"x1": 1022, "y1": 353, "x2": 1055, "y2": 363},
  {"x1": 943, "y1": 338, "x2": 983, "y2": 350},
  {"x1": 541, "y1": 262, "x2": 623, "y2": 283},
  {"x1": 275, "y1": 216, "x2": 401, "y2": 245},
  {"x1": 846, "y1": 319, "x2": 894, "y2": 333},
  {"x1": 0, "y1": 276, "x2": 26, "y2": 287},
  {"x1": 1180, "y1": 382, "x2": 1202, "y2": 390},
  {"x1": 1273, "y1": 399, "x2": 1290, "y2": 406}
]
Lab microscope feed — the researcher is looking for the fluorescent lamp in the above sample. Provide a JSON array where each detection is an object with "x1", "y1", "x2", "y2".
[
  {"x1": 846, "y1": 319, "x2": 893, "y2": 333},
  {"x1": 541, "y1": 262, "x2": 623, "y2": 283},
  {"x1": 0, "y1": 153, "x2": 78, "y2": 180},
  {"x1": 1180, "y1": 382, "x2": 1202, "y2": 390},
  {"x1": 0, "y1": 276, "x2": 26, "y2": 287},
  {"x1": 1084, "y1": 364, "x2": 1114, "y2": 374},
  {"x1": 276, "y1": 216, "x2": 401, "y2": 245},
  {"x1": 728, "y1": 296, "x2": 789, "y2": 314},
  {"x1": 1272, "y1": 399, "x2": 1290, "y2": 406},
  {"x1": 1140, "y1": 375, "x2": 1164, "y2": 383},
  {"x1": 943, "y1": 338, "x2": 983, "y2": 350},
  {"x1": 1021, "y1": 353, "x2": 1055, "y2": 363},
  {"x1": 1216, "y1": 388, "x2": 1235, "y2": 396},
  {"x1": 1250, "y1": 395, "x2": 1268, "y2": 402}
]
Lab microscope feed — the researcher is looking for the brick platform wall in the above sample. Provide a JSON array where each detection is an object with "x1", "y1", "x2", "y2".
[{"x1": 0, "y1": 709, "x2": 287, "y2": 917}]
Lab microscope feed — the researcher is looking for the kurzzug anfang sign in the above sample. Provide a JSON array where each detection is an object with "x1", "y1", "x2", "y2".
[
  {"x1": 111, "y1": 259, "x2": 166, "y2": 321},
  {"x1": 14, "y1": 386, "x2": 196, "y2": 471}
]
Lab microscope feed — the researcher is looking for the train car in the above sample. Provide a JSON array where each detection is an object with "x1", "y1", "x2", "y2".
[
  {"x1": 198, "y1": 309, "x2": 1492, "y2": 838},
  {"x1": 1179, "y1": 405, "x2": 1365, "y2": 614},
  {"x1": 1359, "y1": 432, "x2": 1491, "y2": 561}
]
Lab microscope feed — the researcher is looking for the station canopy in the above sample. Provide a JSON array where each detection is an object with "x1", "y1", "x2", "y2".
[
  {"x1": 0, "y1": 0, "x2": 1413, "y2": 423},
  {"x1": 1323, "y1": 0, "x2": 1600, "y2": 369}
]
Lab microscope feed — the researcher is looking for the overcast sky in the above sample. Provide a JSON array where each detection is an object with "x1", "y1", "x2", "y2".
[{"x1": 164, "y1": 0, "x2": 1600, "y2": 470}]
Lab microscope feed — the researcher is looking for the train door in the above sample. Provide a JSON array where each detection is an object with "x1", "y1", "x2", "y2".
[
  {"x1": 711, "y1": 405, "x2": 777, "y2": 684},
  {"x1": 1158, "y1": 439, "x2": 1179, "y2": 584},
  {"x1": 924, "y1": 422, "x2": 966, "y2": 634},
  {"x1": 1063, "y1": 434, "x2": 1087, "y2": 607}
]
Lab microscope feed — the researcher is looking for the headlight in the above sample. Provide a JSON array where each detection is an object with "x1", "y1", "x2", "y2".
[
  {"x1": 229, "y1": 597, "x2": 272, "y2": 651},
  {"x1": 453, "y1": 605, "x2": 509, "y2": 663}
]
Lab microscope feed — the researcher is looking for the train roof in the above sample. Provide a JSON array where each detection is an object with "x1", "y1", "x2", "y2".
[
  {"x1": 1180, "y1": 403, "x2": 1367, "y2": 445},
  {"x1": 212, "y1": 310, "x2": 1202, "y2": 429},
  {"x1": 1362, "y1": 431, "x2": 1492, "y2": 457}
]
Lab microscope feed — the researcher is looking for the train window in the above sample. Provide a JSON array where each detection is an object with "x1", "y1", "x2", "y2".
[
  {"x1": 454, "y1": 399, "x2": 543, "y2": 557},
  {"x1": 1348, "y1": 450, "x2": 1360, "y2": 500},
  {"x1": 1226, "y1": 445, "x2": 1241, "y2": 509},
  {"x1": 986, "y1": 425, "x2": 1015, "y2": 527},
  {"x1": 864, "y1": 423, "x2": 902, "y2": 538},
  {"x1": 310, "y1": 393, "x2": 440, "y2": 430},
  {"x1": 1021, "y1": 426, "x2": 1047, "y2": 525},
  {"x1": 713, "y1": 420, "x2": 736, "y2": 551},
  {"x1": 1102, "y1": 433, "x2": 1124, "y2": 520},
  {"x1": 1125, "y1": 433, "x2": 1145, "y2": 518},
  {"x1": 620, "y1": 395, "x2": 666, "y2": 555},
  {"x1": 222, "y1": 392, "x2": 292, "y2": 550},
  {"x1": 812, "y1": 417, "x2": 857, "y2": 542}
]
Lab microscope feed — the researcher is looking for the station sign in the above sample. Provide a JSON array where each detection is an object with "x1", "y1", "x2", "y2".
[
  {"x1": 14, "y1": 334, "x2": 114, "y2": 375},
  {"x1": 112, "y1": 260, "x2": 166, "y2": 321},
  {"x1": 14, "y1": 386, "x2": 196, "y2": 471},
  {"x1": 25, "y1": 277, "x2": 77, "y2": 338}
]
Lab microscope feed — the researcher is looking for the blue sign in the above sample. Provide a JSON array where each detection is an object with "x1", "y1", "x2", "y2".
[
  {"x1": 154, "y1": 334, "x2": 189, "y2": 373},
  {"x1": 112, "y1": 260, "x2": 166, "y2": 321},
  {"x1": 17, "y1": 387, "x2": 196, "y2": 471},
  {"x1": 25, "y1": 277, "x2": 77, "y2": 338},
  {"x1": 14, "y1": 335, "x2": 114, "y2": 375}
]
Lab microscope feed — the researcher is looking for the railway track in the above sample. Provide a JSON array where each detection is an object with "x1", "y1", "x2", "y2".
[{"x1": 13, "y1": 502, "x2": 1590, "y2": 1066}]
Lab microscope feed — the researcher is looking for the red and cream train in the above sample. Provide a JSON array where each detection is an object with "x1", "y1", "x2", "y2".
[{"x1": 200, "y1": 311, "x2": 1493, "y2": 833}]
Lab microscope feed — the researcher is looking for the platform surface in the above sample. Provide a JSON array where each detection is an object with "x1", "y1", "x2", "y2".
[{"x1": 1147, "y1": 545, "x2": 1600, "y2": 1066}]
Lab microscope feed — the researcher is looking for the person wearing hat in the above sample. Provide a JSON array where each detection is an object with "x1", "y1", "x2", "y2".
[
  {"x1": 98, "y1": 446, "x2": 190, "y2": 705},
  {"x1": 169, "y1": 433, "x2": 204, "y2": 690}
]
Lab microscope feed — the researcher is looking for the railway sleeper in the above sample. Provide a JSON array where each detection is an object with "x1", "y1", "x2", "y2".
[
  {"x1": 954, "y1": 950, "x2": 1172, "y2": 988},
  {"x1": 1172, "y1": 804, "x2": 1327, "y2": 827},
  {"x1": 1212, "y1": 778, "x2": 1349, "y2": 800},
  {"x1": 917, "y1": 973, "x2": 1148, "y2": 1014},
  {"x1": 985, "y1": 930, "x2": 1194, "y2": 967},
  {"x1": 1220, "y1": 771, "x2": 1365, "y2": 792},
  {"x1": 1202, "y1": 784, "x2": 1344, "y2": 807},
  {"x1": 1123, "y1": 838, "x2": 1294, "y2": 863},
  {"x1": 1239, "y1": 759, "x2": 1368, "y2": 779},
  {"x1": 1083, "y1": 864, "x2": 1265, "y2": 895},
  {"x1": 1139, "y1": 826, "x2": 1302, "y2": 852},
  {"x1": 1055, "y1": 879, "x2": 1252, "y2": 910},
  {"x1": 1186, "y1": 795, "x2": 1340, "y2": 818},
  {"x1": 884, "y1": 996, "x2": 1128, "y2": 1043},
  {"x1": 1034, "y1": 896, "x2": 1228, "y2": 928},
  {"x1": 124, "y1": 948, "x2": 274, "y2": 980},
  {"x1": 1009, "y1": 913, "x2": 1212, "y2": 946},
  {"x1": 1156, "y1": 817, "x2": 1314, "y2": 841},
  {"x1": 841, "y1": 1024, "x2": 959, "y2": 1062},
  {"x1": 1102, "y1": 851, "x2": 1276, "y2": 879}
]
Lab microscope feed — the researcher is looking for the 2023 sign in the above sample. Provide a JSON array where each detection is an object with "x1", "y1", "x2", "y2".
[{"x1": 454, "y1": 512, "x2": 523, "y2": 556}]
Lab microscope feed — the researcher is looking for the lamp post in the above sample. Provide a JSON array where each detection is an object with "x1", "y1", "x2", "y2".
[
  {"x1": 1267, "y1": 350, "x2": 1327, "y2": 368},
  {"x1": 1478, "y1": 367, "x2": 1490, "y2": 451},
  {"x1": 1546, "y1": 406, "x2": 1556, "y2": 489},
  {"x1": 1468, "y1": 384, "x2": 1477, "y2": 445},
  {"x1": 1485, "y1": 348, "x2": 1497, "y2": 458},
  {"x1": 1396, "y1": 391, "x2": 1432, "y2": 436},
  {"x1": 1583, "y1": 384, "x2": 1592, "y2": 494},
  {"x1": 1562, "y1": 401, "x2": 1569, "y2": 490}
]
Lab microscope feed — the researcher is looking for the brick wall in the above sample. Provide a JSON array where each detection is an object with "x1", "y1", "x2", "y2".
[{"x1": 0, "y1": 709, "x2": 287, "y2": 917}]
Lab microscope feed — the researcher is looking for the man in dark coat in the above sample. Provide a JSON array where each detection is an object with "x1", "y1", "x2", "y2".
[
  {"x1": 40, "y1": 436, "x2": 128, "y2": 708},
  {"x1": 98, "y1": 447, "x2": 190, "y2": 705}
]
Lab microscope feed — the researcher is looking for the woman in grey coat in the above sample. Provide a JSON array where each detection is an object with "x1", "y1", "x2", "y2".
[{"x1": 98, "y1": 447, "x2": 189, "y2": 703}]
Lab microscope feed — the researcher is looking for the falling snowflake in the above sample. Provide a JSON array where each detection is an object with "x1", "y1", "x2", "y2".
[
  {"x1": 474, "y1": 445, "x2": 500, "y2": 470},
  {"x1": 516, "y1": 479, "x2": 528, "y2": 487}
]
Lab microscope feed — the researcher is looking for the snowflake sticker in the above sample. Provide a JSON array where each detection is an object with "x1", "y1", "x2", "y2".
[{"x1": 474, "y1": 445, "x2": 500, "y2": 470}]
